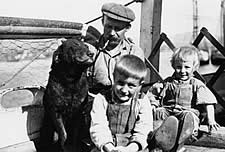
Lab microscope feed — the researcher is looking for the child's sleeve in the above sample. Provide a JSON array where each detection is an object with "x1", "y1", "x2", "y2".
[
  {"x1": 130, "y1": 95, "x2": 153, "y2": 150},
  {"x1": 89, "y1": 94, "x2": 114, "y2": 150},
  {"x1": 195, "y1": 80, "x2": 217, "y2": 105}
]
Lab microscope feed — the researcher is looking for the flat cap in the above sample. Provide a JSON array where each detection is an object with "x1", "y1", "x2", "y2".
[{"x1": 101, "y1": 3, "x2": 135, "y2": 23}]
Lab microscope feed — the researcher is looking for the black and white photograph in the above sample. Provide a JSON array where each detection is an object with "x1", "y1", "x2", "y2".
[{"x1": 0, "y1": 0, "x2": 224, "y2": 152}]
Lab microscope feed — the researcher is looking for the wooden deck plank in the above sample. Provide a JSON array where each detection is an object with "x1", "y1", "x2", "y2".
[
  {"x1": 0, "y1": 141, "x2": 36, "y2": 152},
  {"x1": 185, "y1": 145, "x2": 225, "y2": 152},
  {"x1": 186, "y1": 125, "x2": 225, "y2": 149}
]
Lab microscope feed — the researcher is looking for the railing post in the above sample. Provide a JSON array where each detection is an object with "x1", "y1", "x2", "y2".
[{"x1": 139, "y1": 0, "x2": 162, "y2": 83}]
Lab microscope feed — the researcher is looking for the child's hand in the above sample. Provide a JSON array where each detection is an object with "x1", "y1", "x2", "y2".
[
  {"x1": 103, "y1": 143, "x2": 117, "y2": 152},
  {"x1": 208, "y1": 121, "x2": 220, "y2": 133},
  {"x1": 112, "y1": 146, "x2": 125, "y2": 152},
  {"x1": 114, "y1": 146, "x2": 136, "y2": 152},
  {"x1": 206, "y1": 105, "x2": 220, "y2": 133},
  {"x1": 114, "y1": 143, "x2": 139, "y2": 152}
]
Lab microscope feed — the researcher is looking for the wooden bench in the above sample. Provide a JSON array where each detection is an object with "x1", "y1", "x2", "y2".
[
  {"x1": 0, "y1": 86, "x2": 46, "y2": 152},
  {"x1": 185, "y1": 125, "x2": 225, "y2": 150}
]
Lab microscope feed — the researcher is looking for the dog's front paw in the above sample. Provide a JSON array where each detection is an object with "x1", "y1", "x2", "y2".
[
  {"x1": 55, "y1": 141, "x2": 65, "y2": 152},
  {"x1": 59, "y1": 130, "x2": 67, "y2": 145}
]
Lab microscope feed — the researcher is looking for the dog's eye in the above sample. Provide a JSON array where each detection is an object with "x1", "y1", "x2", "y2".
[
  {"x1": 84, "y1": 45, "x2": 88, "y2": 50},
  {"x1": 76, "y1": 41, "x2": 82, "y2": 47}
]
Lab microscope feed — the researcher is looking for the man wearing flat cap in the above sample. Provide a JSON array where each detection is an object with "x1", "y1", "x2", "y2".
[
  {"x1": 88, "y1": 2, "x2": 145, "y2": 94},
  {"x1": 85, "y1": 3, "x2": 149, "y2": 152}
]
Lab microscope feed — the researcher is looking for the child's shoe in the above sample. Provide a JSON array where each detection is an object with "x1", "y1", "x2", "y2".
[{"x1": 154, "y1": 116, "x2": 179, "y2": 151}]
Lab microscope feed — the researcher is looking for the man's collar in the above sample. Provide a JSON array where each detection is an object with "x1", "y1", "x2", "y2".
[
  {"x1": 98, "y1": 35, "x2": 106, "y2": 50},
  {"x1": 98, "y1": 38, "x2": 129, "y2": 57}
]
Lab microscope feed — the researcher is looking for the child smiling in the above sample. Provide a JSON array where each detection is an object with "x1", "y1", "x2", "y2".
[
  {"x1": 90, "y1": 54, "x2": 153, "y2": 152},
  {"x1": 147, "y1": 45, "x2": 220, "y2": 151}
]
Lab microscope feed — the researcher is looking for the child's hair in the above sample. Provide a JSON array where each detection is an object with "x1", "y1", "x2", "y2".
[
  {"x1": 113, "y1": 54, "x2": 147, "y2": 82},
  {"x1": 170, "y1": 45, "x2": 200, "y2": 70}
]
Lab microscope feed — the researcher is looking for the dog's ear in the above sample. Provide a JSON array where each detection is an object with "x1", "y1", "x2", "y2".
[
  {"x1": 51, "y1": 44, "x2": 63, "y2": 66},
  {"x1": 61, "y1": 41, "x2": 74, "y2": 64},
  {"x1": 60, "y1": 38, "x2": 67, "y2": 43},
  {"x1": 61, "y1": 38, "x2": 67, "y2": 46}
]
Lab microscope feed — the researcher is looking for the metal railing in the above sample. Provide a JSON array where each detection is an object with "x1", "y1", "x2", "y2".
[{"x1": 147, "y1": 27, "x2": 225, "y2": 109}]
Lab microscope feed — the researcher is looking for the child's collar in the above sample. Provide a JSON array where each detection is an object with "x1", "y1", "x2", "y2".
[{"x1": 171, "y1": 73, "x2": 192, "y2": 84}]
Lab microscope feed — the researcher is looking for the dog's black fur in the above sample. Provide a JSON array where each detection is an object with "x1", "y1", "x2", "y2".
[{"x1": 42, "y1": 38, "x2": 96, "y2": 151}]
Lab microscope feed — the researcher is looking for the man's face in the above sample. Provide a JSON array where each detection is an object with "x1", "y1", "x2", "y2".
[
  {"x1": 173, "y1": 59, "x2": 195, "y2": 81},
  {"x1": 102, "y1": 16, "x2": 129, "y2": 50},
  {"x1": 113, "y1": 71, "x2": 141, "y2": 103}
]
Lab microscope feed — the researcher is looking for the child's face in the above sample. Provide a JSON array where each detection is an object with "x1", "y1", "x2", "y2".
[
  {"x1": 173, "y1": 59, "x2": 195, "y2": 81},
  {"x1": 113, "y1": 72, "x2": 142, "y2": 103}
]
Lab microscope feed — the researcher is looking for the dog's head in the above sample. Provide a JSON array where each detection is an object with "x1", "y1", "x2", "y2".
[{"x1": 60, "y1": 38, "x2": 97, "y2": 66}]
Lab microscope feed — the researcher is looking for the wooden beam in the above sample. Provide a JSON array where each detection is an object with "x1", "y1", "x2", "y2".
[
  {"x1": 0, "y1": 26, "x2": 82, "y2": 39},
  {"x1": 0, "y1": 26, "x2": 81, "y2": 35},
  {"x1": 0, "y1": 16, "x2": 83, "y2": 30},
  {"x1": 139, "y1": 0, "x2": 162, "y2": 83},
  {"x1": 186, "y1": 125, "x2": 225, "y2": 149},
  {"x1": 185, "y1": 145, "x2": 225, "y2": 152},
  {"x1": 221, "y1": 0, "x2": 225, "y2": 45}
]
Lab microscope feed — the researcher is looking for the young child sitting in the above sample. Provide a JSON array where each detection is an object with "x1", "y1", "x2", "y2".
[
  {"x1": 89, "y1": 54, "x2": 153, "y2": 152},
  {"x1": 147, "y1": 45, "x2": 220, "y2": 152}
]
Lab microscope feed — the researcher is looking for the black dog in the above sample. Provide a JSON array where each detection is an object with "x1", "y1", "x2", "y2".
[{"x1": 42, "y1": 38, "x2": 96, "y2": 151}]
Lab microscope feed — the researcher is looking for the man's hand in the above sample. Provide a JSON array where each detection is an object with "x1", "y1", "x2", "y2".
[
  {"x1": 149, "y1": 82, "x2": 163, "y2": 95},
  {"x1": 147, "y1": 82, "x2": 164, "y2": 108}
]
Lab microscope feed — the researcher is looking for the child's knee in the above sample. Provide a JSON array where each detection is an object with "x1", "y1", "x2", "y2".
[
  {"x1": 184, "y1": 111, "x2": 199, "y2": 126},
  {"x1": 180, "y1": 111, "x2": 200, "y2": 135}
]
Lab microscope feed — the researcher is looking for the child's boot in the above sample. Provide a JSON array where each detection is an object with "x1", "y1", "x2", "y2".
[
  {"x1": 154, "y1": 116, "x2": 179, "y2": 151},
  {"x1": 171, "y1": 112, "x2": 195, "y2": 152},
  {"x1": 178, "y1": 112, "x2": 195, "y2": 145}
]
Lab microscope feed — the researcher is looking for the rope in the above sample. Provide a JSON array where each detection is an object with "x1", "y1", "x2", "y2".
[{"x1": 0, "y1": 43, "x2": 53, "y2": 88}]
